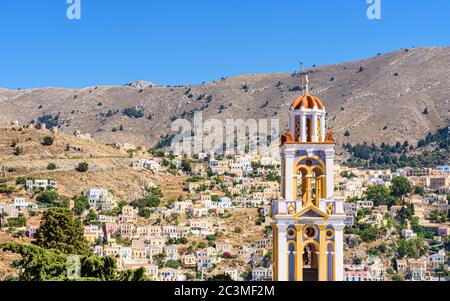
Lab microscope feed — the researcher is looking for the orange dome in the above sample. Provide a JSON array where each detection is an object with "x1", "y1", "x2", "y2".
[{"x1": 290, "y1": 93, "x2": 325, "y2": 110}]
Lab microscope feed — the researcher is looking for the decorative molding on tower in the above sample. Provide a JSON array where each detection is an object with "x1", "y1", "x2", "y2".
[{"x1": 272, "y1": 72, "x2": 346, "y2": 282}]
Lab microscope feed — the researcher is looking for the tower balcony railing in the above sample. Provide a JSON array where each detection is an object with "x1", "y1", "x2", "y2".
[
  {"x1": 272, "y1": 197, "x2": 345, "y2": 216},
  {"x1": 319, "y1": 197, "x2": 345, "y2": 215},
  {"x1": 271, "y1": 199, "x2": 302, "y2": 216}
]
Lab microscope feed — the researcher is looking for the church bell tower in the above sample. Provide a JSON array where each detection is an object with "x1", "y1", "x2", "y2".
[{"x1": 272, "y1": 72, "x2": 345, "y2": 281}]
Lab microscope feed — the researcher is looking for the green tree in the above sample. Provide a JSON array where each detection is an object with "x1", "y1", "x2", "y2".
[
  {"x1": 14, "y1": 146, "x2": 23, "y2": 156},
  {"x1": 340, "y1": 171, "x2": 357, "y2": 179},
  {"x1": 207, "y1": 273, "x2": 234, "y2": 281},
  {"x1": 0, "y1": 242, "x2": 141, "y2": 281},
  {"x1": 6, "y1": 213, "x2": 27, "y2": 228},
  {"x1": 139, "y1": 208, "x2": 151, "y2": 218},
  {"x1": 116, "y1": 267, "x2": 149, "y2": 281},
  {"x1": 74, "y1": 195, "x2": 89, "y2": 215},
  {"x1": 178, "y1": 237, "x2": 188, "y2": 244},
  {"x1": 397, "y1": 204, "x2": 415, "y2": 225},
  {"x1": 166, "y1": 259, "x2": 181, "y2": 269},
  {"x1": 0, "y1": 243, "x2": 68, "y2": 281},
  {"x1": 34, "y1": 208, "x2": 92, "y2": 255},
  {"x1": 84, "y1": 209, "x2": 98, "y2": 225},
  {"x1": 428, "y1": 210, "x2": 447, "y2": 223},
  {"x1": 396, "y1": 237, "x2": 428, "y2": 259},
  {"x1": 206, "y1": 234, "x2": 217, "y2": 242},
  {"x1": 414, "y1": 186, "x2": 426, "y2": 196},
  {"x1": 392, "y1": 274, "x2": 405, "y2": 281},
  {"x1": 75, "y1": 162, "x2": 89, "y2": 173},
  {"x1": 391, "y1": 177, "x2": 413, "y2": 200},
  {"x1": 181, "y1": 160, "x2": 192, "y2": 173},
  {"x1": 47, "y1": 163, "x2": 57, "y2": 170},
  {"x1": 434, "y1": 264, "x2": 449, "y2": 278},
  {"x1": 359, "y1": 225, "x2": 379, "y2": 242},
  {"x1": 240, "y1": 269, "x2": 253, "y2": 281},
  {"x1": 356, "y1": 210, "x2": 365, "y2": 222},
  {"x1": 364, "y1": 185, "x2": 390, "y2": 206},
  {"x1": 42, "y1": 136, "x2": 54, "y2": 146},
  {"x1": 36, "y1": 190, "x2": 59, "y2": 205},
  {"x1": 0, "y1": 184, "x2": 15, "y2": 194},
  {"x1": 80, "y1": 255, "x2": 117, "y2": 280}
]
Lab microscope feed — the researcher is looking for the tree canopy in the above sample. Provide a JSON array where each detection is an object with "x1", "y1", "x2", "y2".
[
  {"x1": 0, "y1": 243, "x2": 148, "y2": 281},
  {"x1": 34, "y1": 208, "x2": 92, "y2": 256},
  {"x1": 364, "y1": 185, "x2": 390, "y2": 206},
  {"x1": 391, "y1": 176, "x2": 413, "y2": 199}
]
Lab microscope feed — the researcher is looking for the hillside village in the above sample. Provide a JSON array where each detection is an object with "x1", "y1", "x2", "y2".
[{"x1": 0, "y1": 123, "x2": 449, "y2": 281}]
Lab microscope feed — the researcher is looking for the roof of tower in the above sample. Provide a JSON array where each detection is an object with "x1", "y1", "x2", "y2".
[{"x1": 290, "y1": 93, "x2": 325, "y2": 110}]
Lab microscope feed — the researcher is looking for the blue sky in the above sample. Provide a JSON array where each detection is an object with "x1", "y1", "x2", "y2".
[{"x1": 0, "y1": 0, "x2": 449, "y2": 89}]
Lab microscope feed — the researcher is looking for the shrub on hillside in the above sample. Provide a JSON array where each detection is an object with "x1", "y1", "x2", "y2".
[
  {"x1": 42, "y1": 136, "x2": 54, "y2": 146},
  {"x1": 75, "y1": 162, "x2": 89, "y2": 173}
]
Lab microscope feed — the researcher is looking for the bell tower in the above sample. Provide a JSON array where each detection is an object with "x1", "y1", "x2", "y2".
[{"x1": 272, "y1": 72, "x2": 345, "y2": 281}]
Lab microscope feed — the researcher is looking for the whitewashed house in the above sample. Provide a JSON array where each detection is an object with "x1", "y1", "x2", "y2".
[{"x1": 26, "y1": 179, "x2": 57, "y2": 193}]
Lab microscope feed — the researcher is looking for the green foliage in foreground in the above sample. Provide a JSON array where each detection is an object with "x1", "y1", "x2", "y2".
[
  {"x1": 34, "y1": 208, "x2": 92, "y2": 256},
  {"x1": 0, "y1": 243, "x2": 149, "y2": 281}
]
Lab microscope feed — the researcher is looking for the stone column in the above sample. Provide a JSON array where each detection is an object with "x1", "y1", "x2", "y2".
[
  {"x1": 301, "y1": 114, "x2": 307, "y2": 142},
  {"x1": 280, "y1": 153, "x2": 285, "y2": 199},
  {"x1": 305, "y1": 175, "x2": 313, "y2": 205},
  {"x1": 277, "y1": 224, "x2": 288, "y2": 281},
  {"x1": 320, "y1": 114, "x2": 326, "y2": 143},
  {"x1": 284, "y1": 150, "x2": 295, "y2": 202},
  {"x1": 333, "y1": 224, "x2": 345, "y2": 281},
  {"x1": 325, "y1": 149, "x2": 335, "y2": 200},
  {"x1": 312, "y1": 113, "x2": 318, "y2": 142},
  {"x1": 292, "y1": 176, "x2": 298, "y2": 201},
  {"x1": 320, "y1": 175, "x2": 327, "y2": 199},
  {"x1": 315, "y1": 177, "x2": 321, "y2": 206},
  {"x1": 289, "y1": 113, "x2": 295, "y2": 135}
]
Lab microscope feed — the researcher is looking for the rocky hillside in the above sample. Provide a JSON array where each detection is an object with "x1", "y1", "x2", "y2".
[
  {"x1": 0, "y1": 47, "x2": 448, "y2": 151},
  {"x1": 0, "y1": 127, "x2": 187, "y2": 203}
]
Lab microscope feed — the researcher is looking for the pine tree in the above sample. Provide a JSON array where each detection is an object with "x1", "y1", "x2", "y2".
[{"x1": 34, "y1": 208, "x2": 92, "y2": 256}]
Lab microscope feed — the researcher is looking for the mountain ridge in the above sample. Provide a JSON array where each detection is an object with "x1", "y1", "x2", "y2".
[{"x1": 0, "y1": 47, "x2": 448, "y2": 153}]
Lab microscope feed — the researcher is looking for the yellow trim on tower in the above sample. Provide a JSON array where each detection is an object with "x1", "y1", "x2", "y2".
[
  {"x1": 320, "y1": 175, "x2": 327, "y2": 199},
  {"x1": 294, "y1": 224, "x2": 305, "y2": 281},
  {"x1": 293, "y1": 204, "x2": 329, "y2": 220},
  {"x1": 293, "y1": 155, "x2": 326, "y2": 173}
]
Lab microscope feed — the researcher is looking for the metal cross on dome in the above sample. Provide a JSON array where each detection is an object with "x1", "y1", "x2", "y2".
[{"x1": 299, "y1": 61, "x2": 309, "y2": 94}]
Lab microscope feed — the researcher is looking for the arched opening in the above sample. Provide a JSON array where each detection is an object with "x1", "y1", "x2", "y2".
[
  {"x1": 306, "y1": 118, "x2": 312, "y2": 142},
  {"x1": 312, "y1": 166, "x2": 326, "y2": 206},
  {"x1": 294, "y1": 167, "x2": 308, "y2": 202},
  {"x1": 294, "y1": 165, "x2": 326, "y2": 206},
  {"x1": 293, "y1": 156, "x2": 326, "y2": 207},
  {"x1": 327, "y1": 242, "x2": 335, "y2": 281},
  {"x1": 287, "y1": 241, "x2": 296, "y2": 281},
  {"x1": 302, "y1": 241, "x2": 319, "y2": 281}
]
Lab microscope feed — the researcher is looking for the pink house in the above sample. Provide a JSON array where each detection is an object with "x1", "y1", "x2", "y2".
[
  {"x1": 105, "y1": 222, "x2": 118, "y2": 236},
  {"x1": 0, "y1": 206, "x2": 19, "y2": 219},
  {"x1": 390, "y1": 206, "x2": 403, "y2": 218}
]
